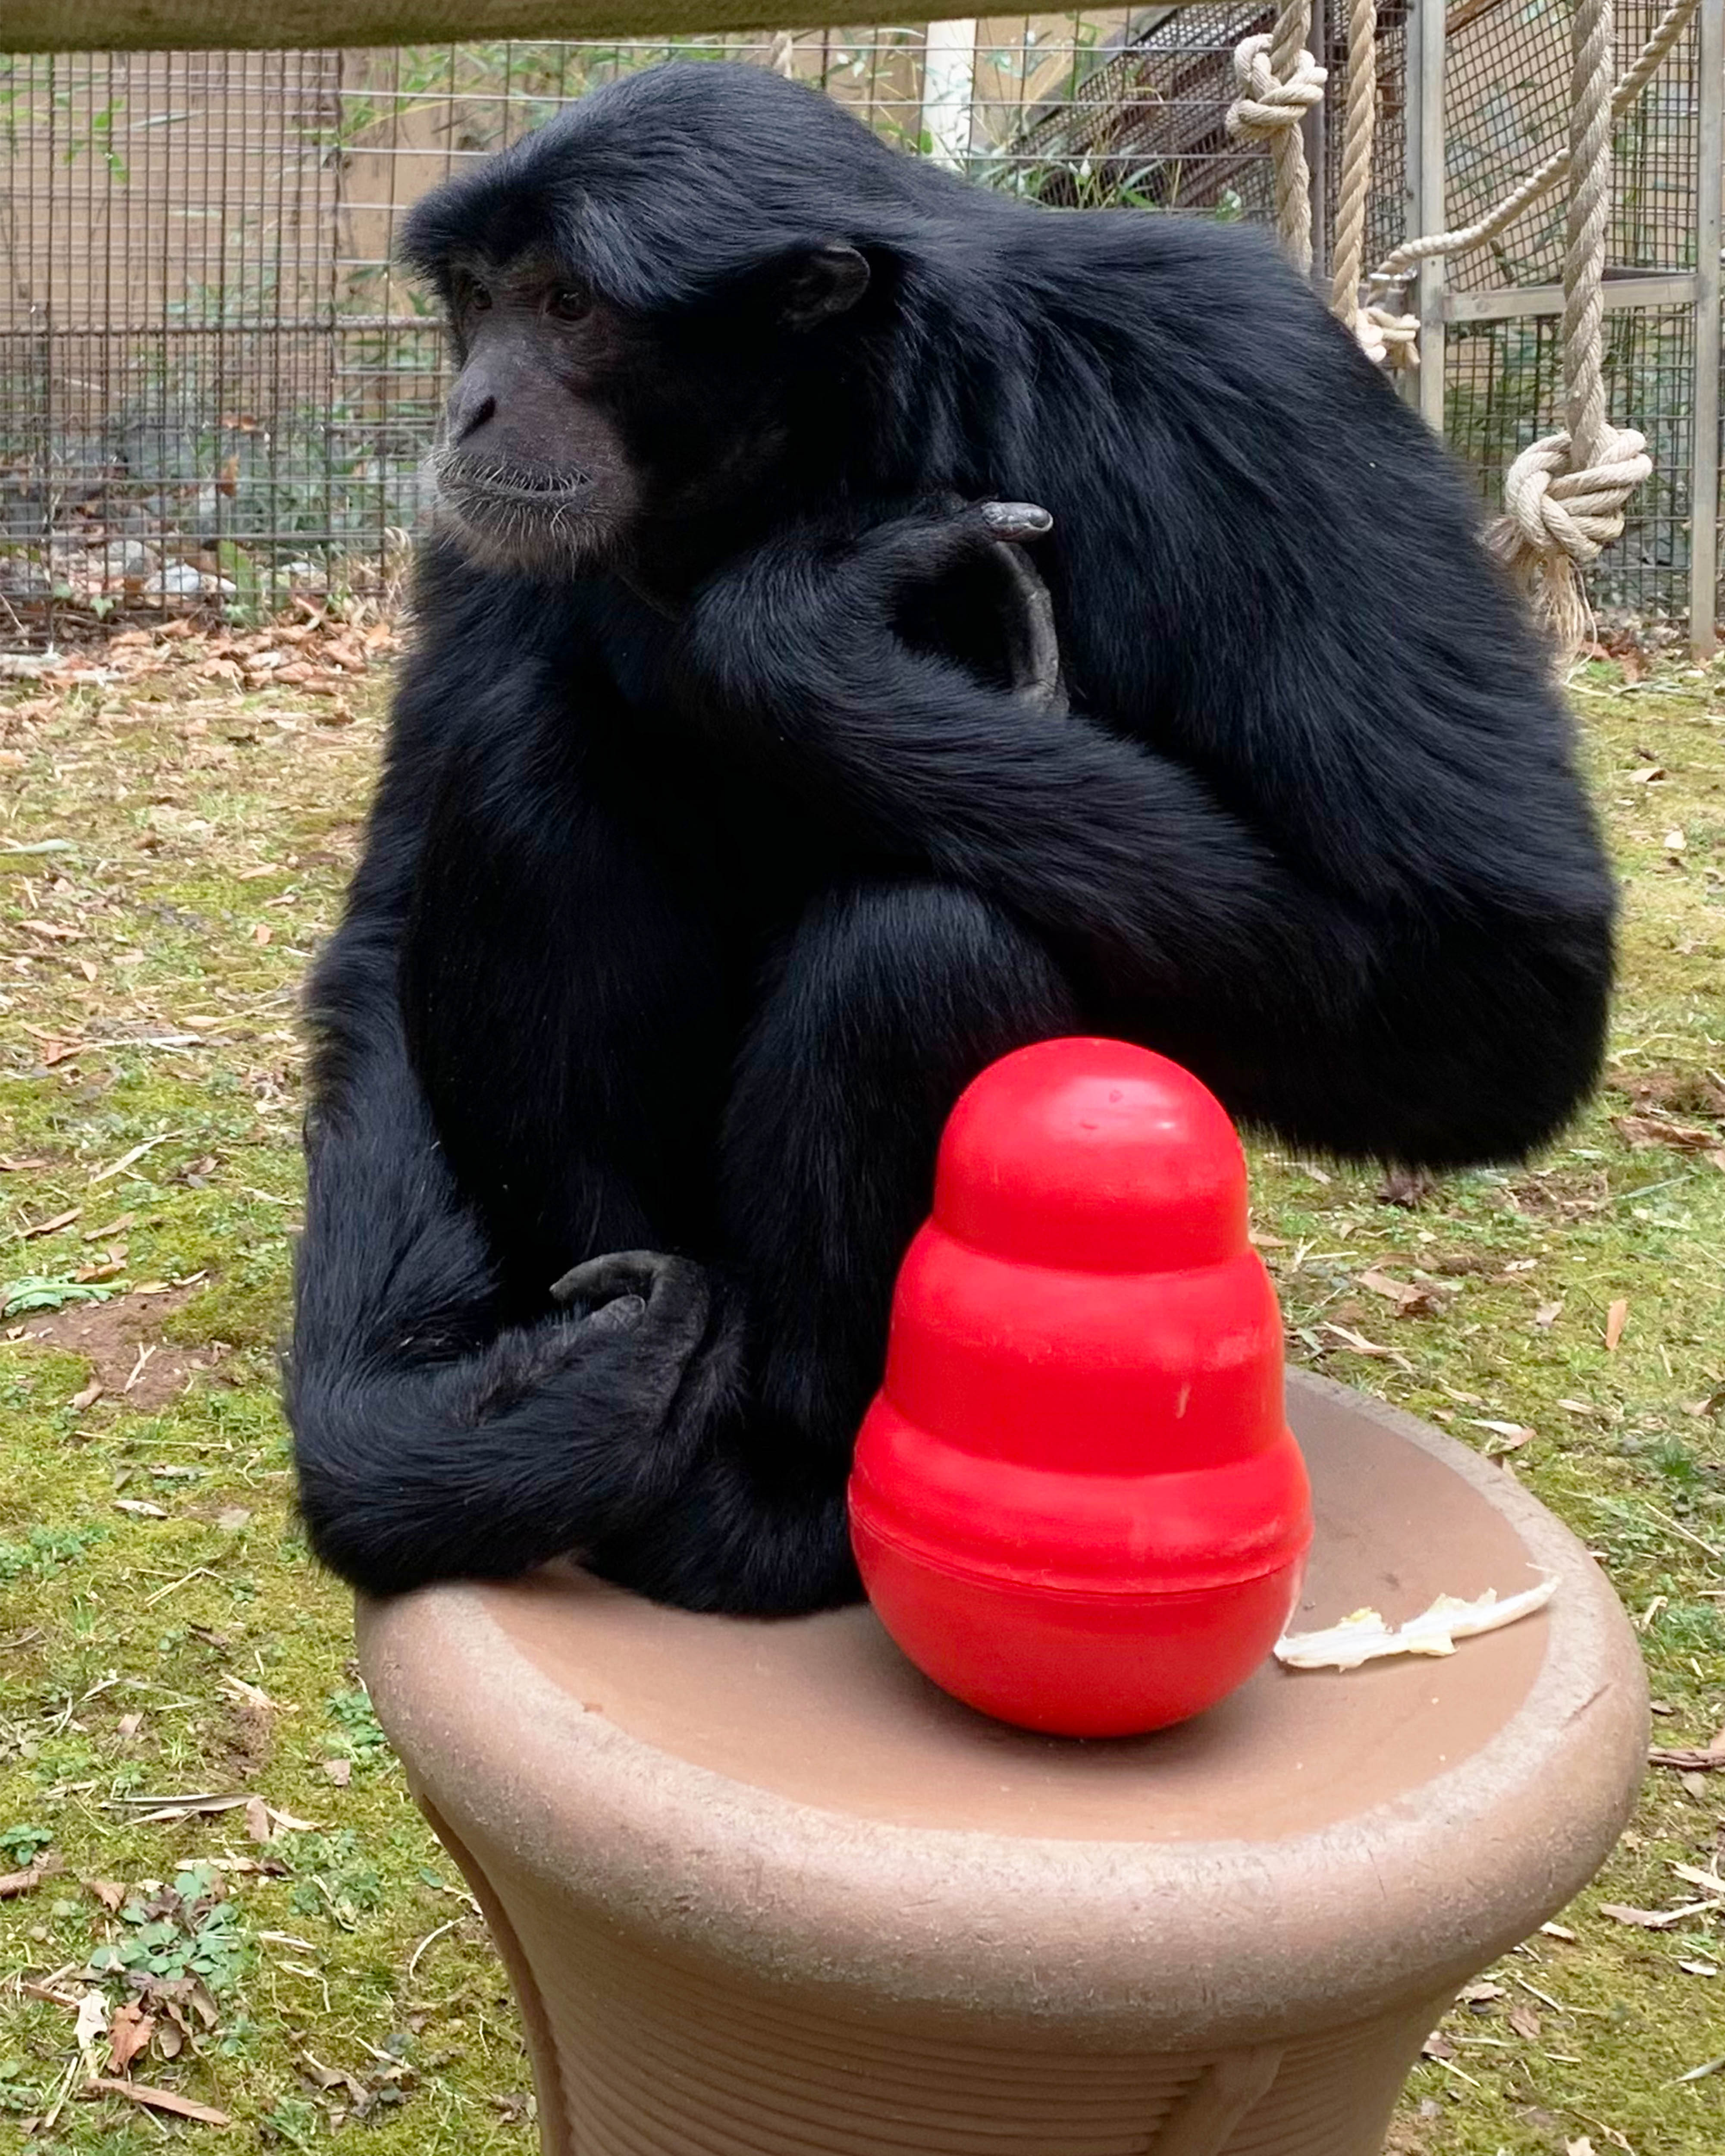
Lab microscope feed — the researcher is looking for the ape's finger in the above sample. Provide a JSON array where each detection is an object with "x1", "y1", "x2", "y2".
[
  {"x1": 981, "y1": 501, "x2": 1054, "y2": 543},
  {"x1": 583, "y1": 1293, "x2": 646, "y2": 1335},
  {"x1": 551, "y1": 1250, "x2": 663, "y2": 1307},
  {"x1": 857, "y1": 499, "x2": 1051, "y2": 598}
]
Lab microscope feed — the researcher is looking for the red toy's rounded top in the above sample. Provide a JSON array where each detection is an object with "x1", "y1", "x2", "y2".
[{"x1": 934, "y1": 1037, "x2": 1248, "y2": 1273}]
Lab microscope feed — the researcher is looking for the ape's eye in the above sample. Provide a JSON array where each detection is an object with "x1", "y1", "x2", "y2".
[
  {"x1": 468, "y1": 283, "x2": 492, "y2": 313},
  {"x1": 548, "y1": 286, "x2": 593, "y2": 323}
]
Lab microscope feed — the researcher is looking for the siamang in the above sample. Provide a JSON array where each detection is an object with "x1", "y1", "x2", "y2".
[{"x1": 287, "y1": 62, "x2": 1614, "y2": 1614}]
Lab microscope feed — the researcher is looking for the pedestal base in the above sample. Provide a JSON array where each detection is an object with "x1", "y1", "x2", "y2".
[{"x1": 360, "y1": 1372, "x2": 1648, "y2": 2156}]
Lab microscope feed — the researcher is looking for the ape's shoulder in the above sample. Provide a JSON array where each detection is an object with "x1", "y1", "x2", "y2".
[
  {"x1": 389, "y1": 536, "x2": 671, "y2": 786},
  {"x1": 1019, "y1": 208, "x2": 1358, "y2": 373}
]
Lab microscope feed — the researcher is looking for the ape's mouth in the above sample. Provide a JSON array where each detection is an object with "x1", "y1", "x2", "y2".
[
  {"x1": 430, "y1": 448, "x2": 611, "y2": 567},
  {"x1": 437, "y1": 452, "x2": 593, "y2": 497}
]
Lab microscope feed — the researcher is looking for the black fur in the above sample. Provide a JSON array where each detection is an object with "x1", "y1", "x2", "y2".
[{"x1": 287, "y1": 63, "x2": 1614, "y2": 1611}]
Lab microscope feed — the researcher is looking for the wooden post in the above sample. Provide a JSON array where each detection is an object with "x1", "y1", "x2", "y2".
[{"x1": 1690, "y1": 0, "x2": 1722, "y2": 654}]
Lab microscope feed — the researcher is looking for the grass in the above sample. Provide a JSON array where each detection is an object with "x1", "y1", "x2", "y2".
[{"x1": 0, "y1": 627, "x2": 1721, "y2": 2154}]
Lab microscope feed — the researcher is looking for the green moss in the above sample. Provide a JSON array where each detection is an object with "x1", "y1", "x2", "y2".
[{"x1": 160, "y1": 1271, "x2": 293, "y2": 1356}]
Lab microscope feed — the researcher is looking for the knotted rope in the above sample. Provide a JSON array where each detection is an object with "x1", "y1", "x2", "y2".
[
  {"x1": 1224, "y1": 0, "x2": 1687, "y2": 649},
  {"x1": 1355, "y1": 303, "x2": 1421, "y2": 367},
  {"x1": 1325, "y1": 0, "x2": 1420, "y2": 366},
  {"x1": 1226, "y1": 0, "x2": 1327, "y2": 276},
  {"x1": 1483, "y1": 0, "x2": 1656, "y2": 655}
]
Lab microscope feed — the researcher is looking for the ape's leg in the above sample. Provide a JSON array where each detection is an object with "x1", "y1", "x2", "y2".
[
  {"x1": 287, "y1": 978, "x2": 743, "y2": 1598},
  {"x1": 581, "y1": 881, "x2": 1078, "y2": 1613},
  {"x1": 287, "y1": 759, "x2": 748, "y2": 1601},
  {"x1": 727, "y1": 880, "x2": 1081, "y2": 1437}
]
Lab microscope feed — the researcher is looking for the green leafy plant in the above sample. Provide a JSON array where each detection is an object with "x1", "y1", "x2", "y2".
[
  {"x1": 1, "y1": 1274, "x2": 119, "y2": 1319},
  {"x1": 287, "y1": 1830, "x2": 385, "y2": 1926},
  {"x1": 324, "y1": 1685, "x2": 388, "y2": 1766},
  {"x1": 0, "y1": 1524, "x2": 108, "y2": 1583},
  {"x1": 0, "y1": 1823, "x2": 53, "y2": 1866},
  {"x1": 87, "y1": 1863, "x2": 248, "y2": 1995}
]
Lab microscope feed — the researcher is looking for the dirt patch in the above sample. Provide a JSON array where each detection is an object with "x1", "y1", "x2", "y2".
[
  {"x1": 1606, "y1": 1065, "x2": 1725, "y2": 1119},
  {"x1": 212, "y1": 1692, "x2": 277, "y2": 1779},
  {"x1": 1502, "y1": 1169, "x2": 1615, "y2": 1220},
  {"x1": 9, "y1": 1283, "x2": 222, "y2": 1413}
]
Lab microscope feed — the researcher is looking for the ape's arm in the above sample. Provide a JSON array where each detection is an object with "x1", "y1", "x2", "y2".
[
  {"x1": 677, "y1": 502, "x2": 1613, "y2": 1164},
  {"x1": 679, "y1": 505, "x2": 1361, "y2": 1009}
]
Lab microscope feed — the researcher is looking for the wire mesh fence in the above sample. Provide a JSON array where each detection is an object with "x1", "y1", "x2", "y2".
[
  {"x1": 1443, "y1": 0, "x2": 1699, "y2": 292},
  {"x1": 0, "y1": 7, "x2": 1716, "y2": 647},
  {"x1": 1436, "y1": 0, "x2": 1709, "y2": 627}
]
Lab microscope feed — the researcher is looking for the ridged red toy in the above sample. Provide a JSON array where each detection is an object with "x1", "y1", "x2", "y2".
[{"x1": 849, "y1": 1037, "x2": 1312, "y2": 1738}]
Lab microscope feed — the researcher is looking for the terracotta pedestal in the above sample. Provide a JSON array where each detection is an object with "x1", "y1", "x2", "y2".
[{"x1": 358, "y1": 1371, "x2": 1647, "y2": 2156}]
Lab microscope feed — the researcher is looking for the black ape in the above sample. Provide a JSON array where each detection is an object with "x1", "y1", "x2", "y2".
[{"x1": 287, "y1": 62, "x2": 1613, "y2": 1612}]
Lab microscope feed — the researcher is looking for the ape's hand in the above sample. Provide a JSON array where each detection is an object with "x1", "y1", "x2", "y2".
[
  {"x1": 550, "y1": 1249, "x2": 709, "y2": 1348},
  {"x1": 292, "y1": 1247, "x2": 732, "y2": 1598}
]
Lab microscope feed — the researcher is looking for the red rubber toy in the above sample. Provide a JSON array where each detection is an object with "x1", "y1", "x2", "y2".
[{"x1": 849, "y1": 1037, "x2": 1312, "y2": 1738}]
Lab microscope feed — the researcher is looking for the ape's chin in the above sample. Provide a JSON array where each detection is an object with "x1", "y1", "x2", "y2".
[{"x1": 430, "y1": 461, "x2": 627, "y2": 578}]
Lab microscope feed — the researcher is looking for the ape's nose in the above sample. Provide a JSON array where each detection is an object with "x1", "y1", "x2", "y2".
[{"x1": 446, "y1": 381, "x2": 497, "y2": 445}]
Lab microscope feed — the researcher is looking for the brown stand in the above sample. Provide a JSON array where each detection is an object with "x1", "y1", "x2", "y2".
[{"x1": 358, "y1": 1371, "x2": 1647, "y2": 2156}]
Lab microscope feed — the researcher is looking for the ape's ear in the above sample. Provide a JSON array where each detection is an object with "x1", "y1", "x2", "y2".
[{"x1": 778, "y1": 244, "x2": 871, "y2": 330}]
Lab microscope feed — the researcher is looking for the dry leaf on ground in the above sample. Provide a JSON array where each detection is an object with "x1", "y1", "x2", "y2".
[
  {"x1": 1358, "y1": 1268, "x2": 1448, "y2": 1317},
  {"x1": 1614, "y1": 1114, "x2": 1719, "y2": 1152},
  {"x1": 106, "y1": 2002, "x2": 155, "y2": 2075},
  {"x1": 1649, "y1": 1722, "x2": 1725, "y2": 1772},
  {"x1": 1468, "y1": 1418, "x2": 1535, "y2": 1454},
  {"x1": 82, "y1": 2078, "x2": 230, "y2": 2126},
  {"x1": 0, "y1": 1852, "x2": 61, "y2": 1898},
  {"x1": 1597, "y1": 1897, "x2": 1724, "y2": 1930}
]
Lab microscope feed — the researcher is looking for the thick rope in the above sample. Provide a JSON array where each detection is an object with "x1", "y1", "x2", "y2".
[
  {"x1": 1485, "y1": 0, "x2": 1654, "y2": 654},
  {"x1": 1327, "y1": 0, "x2": 1420, "y2": 367},
  {"x1": 1226, "y1": 0, "x2": 1327, "y2": 276},
  {"x1": 1224, "y1": 0, "x2": 1676, "y2": 648},
  {"x1": 1357, "y1": 303, "x2": 1421, "y2": 366},
  {"x1": 1564, "y1": 0, "x2": 1616, "y2": 471},
  {"x1": 1366, "y1": 0, "x2": 1699, "y2": 294},
  {"x1": 1329, "y1": 0, "x2": 1377, "y2": 319}
]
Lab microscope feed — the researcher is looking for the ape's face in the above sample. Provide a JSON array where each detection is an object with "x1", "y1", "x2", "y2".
[
  {"x1": 429, "y1": 249, "x2": 646, "y2": 575},
  {"x1": 427, "y1": 243, "x2": 871, "y2": 581}
]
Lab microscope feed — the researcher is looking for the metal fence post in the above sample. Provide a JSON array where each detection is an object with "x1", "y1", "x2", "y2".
[
  {"x1": 1410, "y1": 0, "x2": 1448, "y2": 436},
  {"x1": 1690, "y1": 0, "x2": 1722, "y2": 655},
  {"x1": 1304, "y1": 0, "x2": 1329, "y2": 291},
  {"x1": 919, "y1": 20, "x2": 978, "y2": 171}
]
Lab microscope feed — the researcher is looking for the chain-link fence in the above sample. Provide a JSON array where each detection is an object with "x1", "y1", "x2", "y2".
[{"x1": 1, "y1": 6, "x2": 1717, "y2": 647}]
